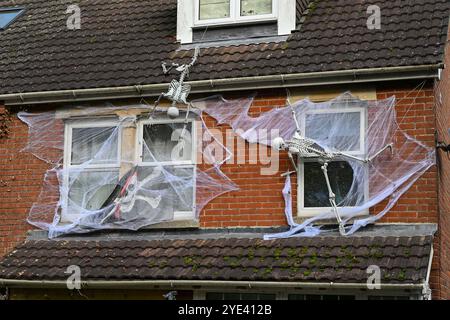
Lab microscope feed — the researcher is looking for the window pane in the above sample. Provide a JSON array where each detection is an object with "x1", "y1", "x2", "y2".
[
  {"x1": 68, "y1": 170, "x2": 119, "y2": 212},
  {"x1": 304, "y1": 161, "x2": 356, "y2": 208},
  {"x1": 241, "y1": 293, "x2": 259, "y2": 300},
  {"x1": 241, "y1": 0, "x2": 272, "y2": 16},
  {"x1": 369, "y1": 295, "x2": 410, "y2": 300},
  {"x1": 207, "y1": 292, "x2": 276, "y2": 300},
  {"x1": 71, "y1": 127, "x2": 118, "y2": 165},
  {"x1": 258, "y1": 294, "x2": 276, "y2": 300},
  {"x1": 305, "y1": 295, "x2": 322, "y2": 300},
  {"x1": 142, "y1": 123, "x2": 192, "y2": 163},
  {"x1": 206, "y1": 293, "x2": 224, "y2": 300},
  {"x1": 223, "y1": 293, "x2": 241, "y2": 300},
  {"x1": 80, "y1": 166, "x2": 194, "y2": 222},
  {"x1": 0, "y1": 9, "x2": 22, "y2": 29},
  {"x1": 305, "y1": 112, "x2": 361, "y2": 152},
  {"x1": 130, "y1": 166, "x2": 194, "y2": 216},
  {"x1": 167, "y1": 166, "x2": 195, "y2": 212},
  {"x1": 288, "y1": 294, "x2": 306, "y2": 300},
  {"x1": 322, "y1": 295, "x2": 339, "y2": 301},
  {"x1": 289, "y1": 294, "x2": 355, "y2": 300},
  {"x1": 199, "y1": 0, "x2": 230, "y2": 20}
]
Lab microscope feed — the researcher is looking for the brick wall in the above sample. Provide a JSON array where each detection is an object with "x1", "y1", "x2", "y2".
[
  {"x1": 0, "y1": 104, "x2": 52, "y2": 257},
  {"x1": 374, "y1": 85, "x2": 438, "y2": 224},
  {"x1": 200, "y1": 92, "x2": 290, "y2": 228},
  {"x1": 0, "y1": 83, "x2": 442, "y2": 297},
  {"x1": 435, "y1": 25, "x2": 450, "y2": 300}
]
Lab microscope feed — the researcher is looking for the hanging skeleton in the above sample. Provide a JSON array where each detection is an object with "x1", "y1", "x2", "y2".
[
  {"x1": 153, "y1": 47, "x2": 200, "y2": 121},
  {"x1": 98, "y1": 49, "x2": 202, "y2": 224},
  {"x1": 151, "y1": 47, "x2": 200, "y2": 163},
  {"x1": 272, "y1": 104, "x2": 393, "y2": 236}
]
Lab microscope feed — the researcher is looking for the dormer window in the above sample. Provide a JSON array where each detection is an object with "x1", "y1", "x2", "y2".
[
  {"x1": 196, "y1": 0, "x2": 277, "y2": 26},
  {"x1": 177, "y1": 0, "x2": 296, "y2": 44}
]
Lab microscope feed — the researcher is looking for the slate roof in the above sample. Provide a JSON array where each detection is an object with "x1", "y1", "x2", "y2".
[
  {"x1": 0, "y1": 0, "x2": 448, "y2": 95},
  {"x1": 0, "y1": 236, "x2": 433, "y2": 284}
]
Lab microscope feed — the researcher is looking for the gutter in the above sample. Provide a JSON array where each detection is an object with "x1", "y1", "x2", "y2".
[
  {"x1": 0, "y1": 279, "x2": 426, "y2": 291},
  {"x1": 0, "y1": 64, "x2": 442, "y2": 106}
]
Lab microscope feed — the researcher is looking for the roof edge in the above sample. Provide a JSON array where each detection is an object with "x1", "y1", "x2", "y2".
[
  {"x1": 0, "y1": 279, "x2": 426, "y2": 291},
  {"x1": 0, "y1": 64, "x2": 442, "y2": 106}
]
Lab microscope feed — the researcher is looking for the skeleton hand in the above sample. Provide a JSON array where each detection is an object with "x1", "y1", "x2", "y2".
[{"x1": 162, "y1": 62, "x2": 180, "y2": 74}]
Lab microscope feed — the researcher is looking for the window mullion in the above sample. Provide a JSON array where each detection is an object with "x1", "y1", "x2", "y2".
[{"x1": 231, "y1": 0, "x2": 238, "y2": 21}]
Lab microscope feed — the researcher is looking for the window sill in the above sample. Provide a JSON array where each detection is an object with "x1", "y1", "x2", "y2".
[
  {"x1": 294, "y1": 214, "x2": 371, "y2": 226},
  {"x1": 193, "y1": 17, "x2": 277, "y2": 29},
  {"x1": 143, "y1": 219, "x2": 199, "y2": 230},
  {"x1": 58, "y1": 219, "x2": 200, "y2": 230}
]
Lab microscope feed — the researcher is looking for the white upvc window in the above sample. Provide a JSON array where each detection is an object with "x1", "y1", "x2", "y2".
[
  {"x1": 62, "y1": 117, "x2": 198, "y2": 224},
  {"x1": 297, "y1": 106, "x2": 369, "y2": 217},
  {"x1": 195, "y1": 0, "x2": 277, "y2": 26},
  {"x1": 62, "y1": 119, "x2": 121, "y2": 223},
  {"x1": 177, "y1": 0, "x2": 296, "y2": 43},
  {"x1": 136, "y1": 118, "x2": 197, "y2": 221}
]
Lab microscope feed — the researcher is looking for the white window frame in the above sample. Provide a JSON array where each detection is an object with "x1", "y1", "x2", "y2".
[
  {"x1": 194, "y1": 0, "x2": 278, "y2": 27},
  {"x1": 136, "y1": 118, "x2": 197, "y2": 221},
  {"x1": 177, "y1": 0, "x2": 296, "y2": 44},
  {"x1": 297, "y1": 107, "x2": 369, "y2": 217},
  {"x1": 62, "y1": 118, "x2": 121, "y2": 223}
]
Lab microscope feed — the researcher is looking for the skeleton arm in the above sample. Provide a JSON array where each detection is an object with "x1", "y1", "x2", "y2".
[
  {"x1": 335, "y1": 143, "x2": 393, "y2": 164},
  {"x1": 161, "y1": 47, "x2": 199, "y2": 75},
  {"x1": 161, "y1": 62, "x2": 180, "y2": 75}
]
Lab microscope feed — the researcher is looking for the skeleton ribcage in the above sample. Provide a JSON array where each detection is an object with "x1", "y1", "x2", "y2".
[
  {"x1": 287, "y1": 137, "x2": 325, "y2": 158},
  {"x1": 164, "y1": 80, "x2": 191, "y2": 104}
]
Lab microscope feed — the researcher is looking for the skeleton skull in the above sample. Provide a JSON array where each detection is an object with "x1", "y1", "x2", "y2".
[{"x1": 272, "y1": 137, "x2": 286, "y2": 151}]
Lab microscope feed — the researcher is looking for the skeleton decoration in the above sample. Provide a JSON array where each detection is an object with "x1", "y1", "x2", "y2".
[
  {"x1": 271, "y1": 103, "x2": 393, "y2": 236},
  {"x1": 197, "y1": 93, "x2": 434, "y2": 238},
  {"x1": 99, "y1": 167, "x2": 163, "y2": 224},
  {"x1": 15, "y1": 47, "x2": 241, "y2": 239},
  {"x1": 153, "y1": 47, "x2": 200, "y2": 120},
  {"x1": 95, "y1": 48, "x2": 203, "y2": 225},
  {"x1": 18, "y1": 99, "x2": 238, "y2": 238},
  {"x1": 16, "y1": 64, "x2": 434, "y2": 238}
]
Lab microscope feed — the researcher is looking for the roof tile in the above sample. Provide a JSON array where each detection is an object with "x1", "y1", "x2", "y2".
[
  {"x1": 0, "y1": 0, "x2": 448, "y2": 94},
  {"x1": 0, "y1": 236, "x2": 433, "y2": 284}
]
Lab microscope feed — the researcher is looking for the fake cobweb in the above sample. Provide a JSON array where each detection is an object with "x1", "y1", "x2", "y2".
[
  {"x1": 18, "y1": 104, "x2": 237, "y2": 238},
  {"x1": 18, "y1": 92, "x2": 434, "y2": 238},
  {"x1": 195, "y1": 92, "x2": 435, "y2": 238}
]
